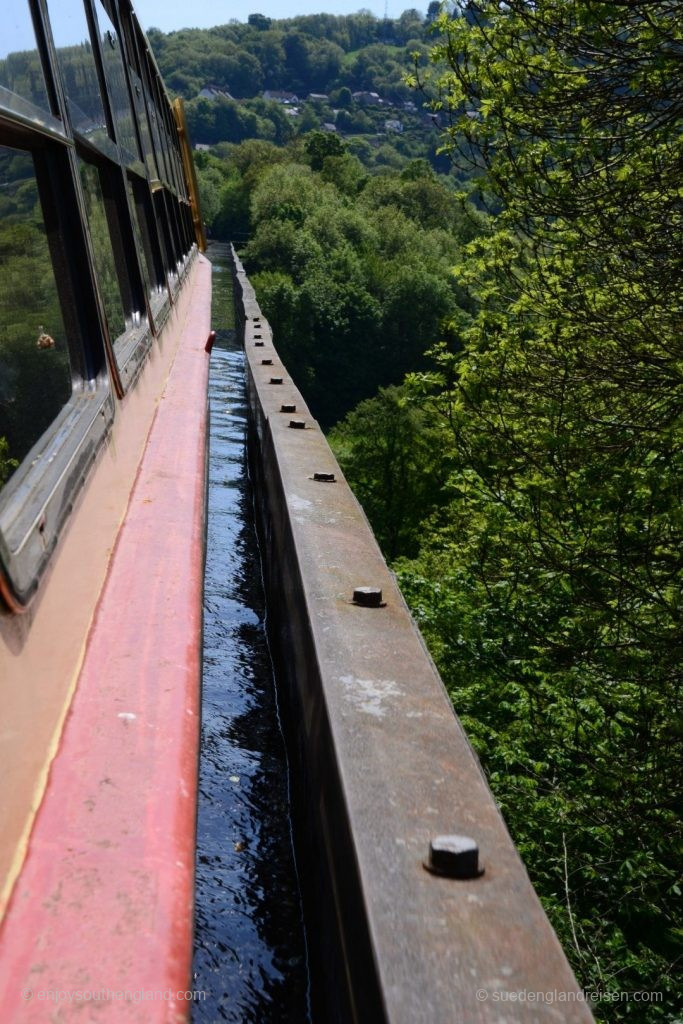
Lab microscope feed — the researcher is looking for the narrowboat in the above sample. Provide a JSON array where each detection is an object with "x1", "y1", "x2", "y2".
[{"x1": 0, "y1": 2, "x2": 209, "y2": 1018}]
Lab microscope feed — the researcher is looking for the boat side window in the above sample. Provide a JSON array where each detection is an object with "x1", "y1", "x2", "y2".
[
  {"x1": 78, "y1": 158, "x2": 127, "y2": 344},
  {"x1": 78, "y1": 154, "x2": 153, "y2": 388},
  {"x1": 0, "y1": 6, "x2": 57, "y2": 128},
  {"x1": 0, "y1": 129, "x2": 113, "y2": 610},
  {"x1": 140, "y1": 58, "x2": 167, "y2": 184},
  {"x1": 48, "y1": 1, "x2": 161, "y2": 388},
  {"x1": 127, "y1": 174, "x2": 165, "y2": 307},
  {"x1": 0, "y1": 2, "x2": 197, "y2": 609},
  {"x1": 166, "y1": 191, "x2": 183, "y2": 264},
  {"x1": 0, "y1": 145, "x2": 72, "y2": 490},
  {"x1": 116, "y1": 11, "x2": 156, "y2": 177},
  {"x1": 46, "y1": 0, "x2": 109, "y2": 146},
  {"x1": 94, "y1": 0, "x2": 139, "y2": 164},
  {"x1": 182, "y1": 201, "x2": 193, "y2": 251},
  {"x1": 153, "y1": 187, "x2": 182, "y2": 287},
  {"x1": 154, "y1": 89, "x2": 173, "y2": 189},
  {"x1": 130, "y1": 66, "x2": 157, "y2": 180}
]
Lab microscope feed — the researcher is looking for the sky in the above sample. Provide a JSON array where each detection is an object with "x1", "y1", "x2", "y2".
[
  {"x1": 131, "y1": 0, "x2": 425, "y2": 33},
  {"x1": 1, "y1": 1, "x2": 426, "y2": 63}
]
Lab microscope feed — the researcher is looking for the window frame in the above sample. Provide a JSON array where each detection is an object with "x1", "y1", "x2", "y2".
[
  {"x1": 76, "y1": 144, "x2": 154, "y2": 394},
  {"x1": 0, "y1": 120, "x2": 113, "y2": 609},
  {"x1": 0, "y1": 0, "x2": 197, "y2": 609}
]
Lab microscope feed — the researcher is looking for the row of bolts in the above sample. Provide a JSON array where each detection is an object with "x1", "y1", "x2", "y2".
[{"x1": 205, "y1": 318, "x2": 485, "y2": 881}]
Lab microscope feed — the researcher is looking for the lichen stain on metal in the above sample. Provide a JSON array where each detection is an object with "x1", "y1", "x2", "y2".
[
  {"x1": 339, "y1": 675, "x2": 403, "y2": 718},
  {"x1": 288, "y1": 494, "x2": 313, "y2": 512}
]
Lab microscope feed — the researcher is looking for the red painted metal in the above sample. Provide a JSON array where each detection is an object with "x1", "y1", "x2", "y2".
[
  {"x1": 204, "y1": 330, "x2": 216, "y2": 354},
  {"x1": 0, "y1": 259, "x2": 211, "y2": 1022}
]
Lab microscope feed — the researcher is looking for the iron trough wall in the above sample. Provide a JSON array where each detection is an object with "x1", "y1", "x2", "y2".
[{"x1": 230, "y1": 246, "x2": 595, "y2": 1024}]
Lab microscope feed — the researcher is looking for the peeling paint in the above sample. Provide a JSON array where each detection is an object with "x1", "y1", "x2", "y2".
[
  {"x1": 288, "y1": 494, "x2": 312, "y2": 512},
  {"x1": 339, "y1": 675, "x2": 403, "y2": 718}
]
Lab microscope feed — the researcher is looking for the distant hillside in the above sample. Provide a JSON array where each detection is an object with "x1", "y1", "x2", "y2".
[
  {"x1": 146, "y1": 10, "x2": 451, "y2": 169},
  {"x1": 148, "y1": 11, "x2": 436, "y2": 100}
]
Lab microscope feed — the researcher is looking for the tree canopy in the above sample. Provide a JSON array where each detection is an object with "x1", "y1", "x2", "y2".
[
  {"x1": 335, "y1": 1, "x2": 682, "y2": 1014},
  {"x1": 148, "y1": 12, "x2": 433, "y2": 103}
]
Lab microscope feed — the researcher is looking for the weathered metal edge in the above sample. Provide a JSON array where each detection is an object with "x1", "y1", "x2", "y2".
[{"x1": 231, "y1": 246, "x2": 594, "y2": 1024}]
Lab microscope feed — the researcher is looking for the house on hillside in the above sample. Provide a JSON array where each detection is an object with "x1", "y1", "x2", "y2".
[
  {"x1": 198, "y1": 85, "x2": 234, "y2": 101},
  {"x1": 263, "y1": 90, "x2": 299, "y2": 104},
  {"x1": 307, "y1": 93, "x2": 329, "y2": 104},
  {"x1": 384, "y1": 119, "x2": 403, "y2": 133},
  {"x1": 352, "y1": 91, "x2": 381, "y2": 106},
  {"x1": 422, "y1": 110, "x2": 443, "y2": 127}
]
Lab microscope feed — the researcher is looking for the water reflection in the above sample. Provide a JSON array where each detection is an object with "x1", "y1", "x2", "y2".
[
  {"x1": 47, "y1": 0, "x2": 108, "y2": 141},
  {"x1": 193, "y1": 252, "x2": 311, "y2": 1022},
  {"x1": 0, "y1": 5, "x2": 53, "y2": 120},
  {"x1": 79, "y1": 159, "x2": 127, "y2": 346},
  {"x1": 128, "y1": 69, "x2": 157, "y2": 179},
  {"x1": 95, "y1": 0, "x2": 139, "y2": 162},
  {"x1": 0, "y1": 145, "x2": 71, "y2": 488}
]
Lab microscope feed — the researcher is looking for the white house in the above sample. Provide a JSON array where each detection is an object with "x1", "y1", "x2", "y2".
[{"x1": 263, "y1": 90, "x2": 299, "y2": 104}]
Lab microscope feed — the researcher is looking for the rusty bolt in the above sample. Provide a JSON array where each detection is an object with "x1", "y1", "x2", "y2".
[
  {"x1": 313, "y1": 472, "x2": 336, "y2": 483},
  {"x1": 424, "y1": 835, "x2": 484, "y2": 879},
  {"x1": 353, "y1": 587, "x2": 383, "y2": 607},
  {"x1": 289, "y1": 419, "x2": 306, "y2": 429},
  {"x1": 270, "y1": 376, "x2": 283, "y2": 385},
  {"x1": 261, "y1": 358, "x2": 273, "y2": 365},
  {"x1": 281, "y1": 403, "x2": 296, "y2": 413}
]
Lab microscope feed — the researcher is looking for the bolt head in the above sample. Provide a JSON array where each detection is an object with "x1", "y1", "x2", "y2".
[
  {"x1": 255, "y1": 341, "x2": 264, "y2": 347},
  {"x1": 270, "y1": 377, "x2": 284, "y2": 385},
  {"x1": 289, "y1": 419, "x2": 306, "y2": 429},
  {"x1": 313, "y1": 472, "x2": 336, "y2": 483},
  {"x1": 261, "y1": 358, "x2": 273, "y2": 365},
  {"x1": 353, "y1": 586, "x2": 383, "y2": 607},
  {"x1": 281, "y1": 403, "x2": 296, "y2": 413},
  {"x1": 424, "y1": 835, "x2": 484, "y2": 879}
]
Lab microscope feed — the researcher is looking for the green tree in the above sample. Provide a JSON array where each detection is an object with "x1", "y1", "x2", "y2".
[
  {"x1": 329, "y1": 385, "x2": 449, "y2": 559},
  {"x1": 248, "y1": 13, "x2": 271, "y2": 31},
  {"x1": 194, "y1": 158, "x2": 224, "y2": 226},
  {"x1": 304, "y1": 130, "x2": 345, "y2": 170},
  {"x1": 426, "y1": 1, "x2": 441, "y2": 24},
  {"x1": 243, "y1": 151, "x2": 475, "y2": 426},
  {"x1": 423, "y1": 0, "x2": 682, "y2": 365},
  {"x1": 0, "y1": 435, "x2": 16, "y2": 488},
  {"x1": 330, "y1": 85, "x2": 352, "y2": 109},
  {"x1": 297, "y1": 104, "x2": 319, "y2": 134},
  {"x1": 319, "y1": 153, "x2": 367, "y2": 196},
  {"x1": 394, "y1": 1, "x2": 683, "y2": 1011}
]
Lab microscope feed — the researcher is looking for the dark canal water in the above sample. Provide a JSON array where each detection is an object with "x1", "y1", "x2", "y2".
[{"x1": 192, "y1": 251, "x2": 311, "y2": 1022}]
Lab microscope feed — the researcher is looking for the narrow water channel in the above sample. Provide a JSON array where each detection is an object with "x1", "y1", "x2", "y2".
[{"x1": 192, "y1": 248, "x2": 311, "y2": 1022}]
